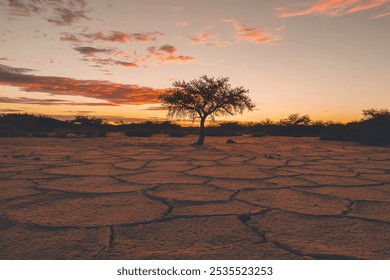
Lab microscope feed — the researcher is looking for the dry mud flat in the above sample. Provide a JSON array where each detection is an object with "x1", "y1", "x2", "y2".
[{"x1": 0, "y1": 135, "x2": 389, "y2": 259}]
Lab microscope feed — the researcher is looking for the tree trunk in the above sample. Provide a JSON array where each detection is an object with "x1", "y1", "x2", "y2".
[{"x1": 195, "y1": 117, "x2": 206, "y2": 145}]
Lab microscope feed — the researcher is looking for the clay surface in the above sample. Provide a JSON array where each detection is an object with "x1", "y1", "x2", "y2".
[{"x1": 0, "y1": 135, "x2": 389, "y2": 259}]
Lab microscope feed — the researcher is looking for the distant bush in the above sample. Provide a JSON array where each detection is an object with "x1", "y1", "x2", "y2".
[
  {"x1": 218, "y1": 122, "x2": 245, "y2": 131},
  {"x1": 167, "y1": 130, "x2": 187, "y2": 137},
  {"x1": 52, "y1": 132, "x2": 69, "y2": 138},
  {"x1": 124, "y1": 128, "x2": 153, "y2": 137},
  {"x1": 0, "y1": 128, "x2": 29, "y2": 137},
  {"x1": 321, "y1": 109, "x2": 390, "y2": 146},
  {"x1": 251, "y1": 131, "x2": 267, "y2": 137},
  {"x1": 70, "y1": 115, "x2": 104, "y2": 126},
  {"x1": 30, "y1": 132, "x2": 49, "y2": 138},
  {"x1": 83, "y1": 131, "x2": 96, "y2": 138},
  {"x1": 78, "y1": 130, "x2": 107, "y2": 138},
  {"x1": 362, "y1": 108, "x2": 390, "y2": 120},
  {"x1": 279, "y1": 113, "x2": 311, "y2": 126},
  {"x1": 206, "y1": 128, "x2": 243, "y2": 137},
  {"x1": 0, "y1": 113, "x2": 69, "y2": 133}
]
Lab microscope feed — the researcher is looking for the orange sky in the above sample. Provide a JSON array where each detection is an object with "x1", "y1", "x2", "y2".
[{"x1": 1, "y1": 0, "x2": 389, "y2": 123}]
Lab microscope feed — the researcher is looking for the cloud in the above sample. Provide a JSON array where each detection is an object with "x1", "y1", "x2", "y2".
[
  {"x1": 191, "y1": 33, "x2": 219, "y2": 44},
  {"x1": 60, "y1": 31, "x2": 164, "y2": 48},
  {"x1": 0, "y1": 63, "x2": 164, "y2": 105},
  {"x1": 138, "y1": 45, "x2": 195, "y2": 65},
  {"x1": 159, "y1": 55, "x2": 195, "y2": 63},
  {"x1": 144, "y1": 106, "x2": 166, "y2": 111},
  {"x1": 113, "y1": 60, "x2": 139, "y2": 68},
  {"x1": 0, "y1": 63, "x2": 34, "y2": 74},
  {"x1": 371, "y1": 10, "x2": 390, "y2": 18},
  {"x1": 0, "y1": 108, "x2": 24, "y2": 113},
  {"x1": 222, "y1": 19, "x2": 282, "y2": 44},
  {"x1": 74, "y1": 46, "x2": 112, "y2": 56},
  {"x1": 89, "y1": 57, "x2": 139, "y2": 68},
  {"x1": 60, "y1": 32, "x2": 82, "y2": 43},
  {"x1": 0, "y1": 96, "x2": 113, "y2": 106},
  {"x1": 276, "y1": 0, "x2": 390, "y2": 18},
  {"x1": 146, "y1": 46, "x2": 156, "y2": 53},
  {"x1": 158, "y1": 44, "x2": 177, "y2": 53},
  {"x1": 64, "y1": 31, "x2": 165, "y2": 44},
  {"x1": 177, "y1": 21, "x2": 189, "y2": 27},
  {"x1": 6, "y1": 0, "x2": 90, "y2": 25},
  {"x1": 189, "y1": 29, "x2": 232, "y2": 47}
]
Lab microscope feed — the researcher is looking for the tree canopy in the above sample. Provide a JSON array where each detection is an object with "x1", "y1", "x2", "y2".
[{"x1": 159, "y1": 75, "x2": 255, "y2": 145}]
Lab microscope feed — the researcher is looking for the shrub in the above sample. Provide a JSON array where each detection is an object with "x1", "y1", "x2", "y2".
[
  {"x1": 71, "y1": 115, "x2": 104, "y2": 126},
  {"x1": 83, "y1": 131, "x2": 97, "y2": 138},
  {"x1": 124, "y1": 128, "x2": 153, "y2": 137},
  {"x1": 168, "y1": 130, "x2": 186, "y2": 138},
  {"x1": 53, "y1": 132, "x2": 69, "y2": 138},
  {"x1": 206, "y1": 128, "x2": 242, "y2": 136},
  {"x1": 251, "y1": 131, "x2": 267, "y2": 137},
  {"x1": 30, "y1": 132, "x2": 49, "y2": 138},
  {"x1": 98, "y1": 131, "x2": 107, "y2": 137},
  {"x1": 321, "y1": 113, "x2": 390, "y2": 146}
]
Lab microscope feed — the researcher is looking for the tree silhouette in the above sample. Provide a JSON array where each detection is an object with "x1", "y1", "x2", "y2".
[
  {"x1": 362, "y1": 108, "x2": 390, "y2": 120},
  {"x1": 159, "y1": 75, "x2": 255, "y2": 145},
  {"x1": 279, "y1": 113, "x2": 311, "y2": 126}
]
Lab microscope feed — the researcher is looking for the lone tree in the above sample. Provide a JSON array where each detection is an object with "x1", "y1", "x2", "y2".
[{"x1": 159, "y1": 75, "x2": 255, "y2": 145}]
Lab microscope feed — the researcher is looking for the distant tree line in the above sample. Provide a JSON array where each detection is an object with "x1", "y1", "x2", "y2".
[{"x1": 0, "y1": 108, "x2": 389, "y2": 146}]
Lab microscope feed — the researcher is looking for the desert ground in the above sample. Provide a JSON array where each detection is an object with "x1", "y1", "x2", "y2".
[{"x1": 0, "y1": 134, "x2": 389, "y2": 259}]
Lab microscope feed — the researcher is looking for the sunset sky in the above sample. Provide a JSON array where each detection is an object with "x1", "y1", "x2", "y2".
[{"x1": 1, "y1": 0, "x2": 389, "y2": 123}]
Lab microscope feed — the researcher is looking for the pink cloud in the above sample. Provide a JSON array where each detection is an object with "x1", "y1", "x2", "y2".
[
  {"x1": 89, "y1": 57, "x2": 139, "y2": 68},
  {"x1": 222, "y1": 19, "x2": 282, "y2": 44},
  {"x1": 0, "y1": 63, "x2": 163, "y2": 105},
  {"x1": 138, "y1": 45, "x2": 195, "y2": 65},
  {"x1": 85, "y1": 31, "x2": 164, "y2": 43},
  {"x1": 74, "y1": 46, "x2": 112, "y2": 56},
  {"x1": 159, "y1": 55, "x2": 195, "y2": 64},
  {"x1": 60, "y1": 31, "x2": 164, "y2": 44},
  {"x1": 276, "y1": 0, "x2": 390, "y2": 18},
  {"x1": 60, "y1": 33, "x2": 82, "y2": 42},
  {"x1": 191, "y1": 33, "x2": 219, "y2": 44},
  {"x1": 371, "y1": 10, "x2": 390, "y2": 17}
]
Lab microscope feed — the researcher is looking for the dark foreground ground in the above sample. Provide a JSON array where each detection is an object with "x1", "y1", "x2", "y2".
[{"x1": 0, "y1": 135, "x2": 389, "y2": 259}]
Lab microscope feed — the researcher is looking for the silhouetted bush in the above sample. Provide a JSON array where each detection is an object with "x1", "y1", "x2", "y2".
[
  {"x1": 83, "y1": 131, "x2": 96, "y2": 138},
  {"x1": 70, "y1": 115, "x2": 104, "y2": 126},
  {"x1": 0, "y1": 113, "x2": 69, "y2": 133},
  {"x1": 0, "y1": 110, "x2": 388, "y2": 145},
  {"x1": 124, "y1": 128, "x2": 153, "y2": 137},
  {"x1": 218, "y1": 122, "x2": 245, "y2": 131},
  {"x1": 279, "y1": 113, "x2": 311, "y2": 126},
  {"x1": 30, "y1": 132, "x2": 49, "y2": 138},
  {"x1": 251, "y1": 131, "x2": 267, "y2": 137},
  {"x1": 52, "y1": 132, "x2": 69, "y2": 138},
  {"x1": 206, "y1": 128, "x2": 243, "y2": 136},
  {"x1": 0, "y1": 128, "x2": 29, "y2": 137},
  {"x1": 321, "y1": 110, "x2": 390, "y2": 146},
  {"x1": 167, "y1": 130, "x2": 187, "y2": 137}
]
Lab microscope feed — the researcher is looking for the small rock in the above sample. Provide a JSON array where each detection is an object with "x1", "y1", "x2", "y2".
[
  {"x1": 265, "y1": 154, "x2": 275, "y2": 159},
  {"x1": 238, "y1": 214, "x2": 251, "y2": 223},
  {"x1": 11, "y1": 154, "x2": 26, "y2": 158},
  {"x1": 226, "y1": 139, "x2": 237, "y2": 144},
  {"x1": 33, "y1": 157, "x2": 42, "y2": 161}
]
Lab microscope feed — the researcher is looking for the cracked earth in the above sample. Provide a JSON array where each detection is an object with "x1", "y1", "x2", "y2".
[{"x1": 0, "y1": 135, "x2": 389, "y2": 259}]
